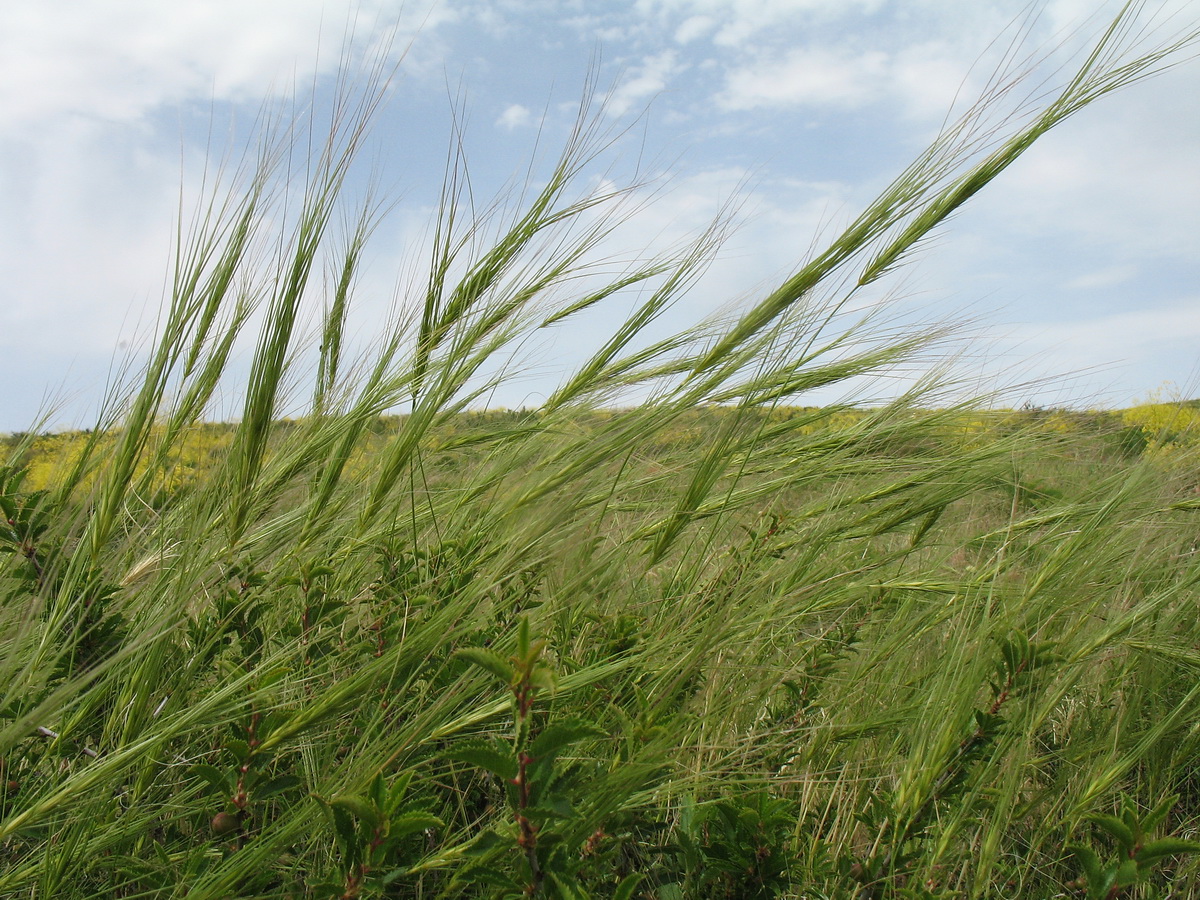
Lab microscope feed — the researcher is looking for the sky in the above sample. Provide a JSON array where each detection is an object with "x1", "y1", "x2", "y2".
[{"x1": 1, "y1": 0, "x2": 1198, "y2": 430}]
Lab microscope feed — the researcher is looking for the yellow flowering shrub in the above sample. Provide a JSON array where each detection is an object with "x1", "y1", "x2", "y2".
[{"x1": 1122, "y1": 387, "x2": 1200, "y2": 458}]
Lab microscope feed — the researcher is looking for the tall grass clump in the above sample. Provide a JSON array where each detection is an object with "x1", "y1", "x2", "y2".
[{"x1": 3, "y1": 5, "x2": 1200, "y2": 898}]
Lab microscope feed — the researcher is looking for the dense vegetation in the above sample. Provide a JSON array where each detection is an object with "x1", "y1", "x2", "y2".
[{"x1": 3, "y1": 7, "x2": 1200, "y2": 897}]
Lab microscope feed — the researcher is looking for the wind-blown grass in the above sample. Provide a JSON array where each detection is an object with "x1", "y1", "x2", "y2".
[{"x1": 3, "y1": 5, "x2": 1200, "y2": 898}]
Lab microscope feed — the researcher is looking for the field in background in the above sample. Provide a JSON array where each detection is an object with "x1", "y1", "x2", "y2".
[{"x1": 7, "y1": 398, "x2": 1194, "y2": 495}]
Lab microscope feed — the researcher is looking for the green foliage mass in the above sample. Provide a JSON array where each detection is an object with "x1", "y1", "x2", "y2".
[{"x1": 3, "y1": 8, "x2": 1200, "y2": 897}]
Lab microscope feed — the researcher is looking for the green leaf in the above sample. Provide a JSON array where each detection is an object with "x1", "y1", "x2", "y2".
[
  {"x1": 973, "y1": 709, "x2": 1004, "y2": 734},
  {"x1": 330, "y1": 807, "x2": 360, "y2": 859},
  {"x1": 256, "y1": 667, "x2": 290, "y2": 691},
  {"x1": 1114, "y1": 857, "x2": 1139, "y2": 888},
  {"x1": 446, "y1": 742, "x2": 519, "y2": 781},
  {"x1": 530, "y1": 720, "x2": 604, "y2": 759},
  {"x1": 613, "y1": 873, "x2": 646, "y2": 900},
  {"x1": 388, "y1": 811, "x2": 443, "y2": 840},
  {"x1": 517, "y1": 615, "x2": 531, "y2": 659},
  {"x1": 309, "y1": 881, "x2": 346, "y2": 899},
  {"x1": 528, "y1": 666, "x2": 558, "y2": 693},
  {"x1": 1089, "y1": 813, "x2": 1136, "y2": 849},
  {"x1": 191, "y1": 764, "x2": 232, "y2": 795},
  {"x1": 462, "y1": 828, "x2": 510, "y2": 858},
  {"x1": 547, "y1": 872, "x2": 589, "y2": 899},
  {"x1": 1069, "y1": 845, "x2": 1102, "y2": 889},
  {"x1": 460, "y1": 864, "x2": 521, "y2": 890},
  {"x1": 1094, "y1": 866, "x2": 1119, "y2": 900},
  {"x1": 524, "y1": 802, "x2": 573, "y2": 824},
  {"x1": 331, "y1": 795, "x2": 380, "y2": 830},
  {"x1": 1142, "y1": 794, "x2": 1178, "y2": 833},
  {"x1": 258, "y1": 710, "x2": 290, "y2": 736},
  {"x1": 254, "y1": 774, "x2": 302, "y2": 799},
  {"x1": 386, "y1": 770, "x2": 415, "y2": 812},
  {"x1": 455, "y1": 647, "x2": 515, "y2": 684},
  {"x1": 1136, "y1": 836, "x2": 1200, "y2": 866},
  {"x1": 380, "y1": 867, "x2": 410, "y2": 886}
]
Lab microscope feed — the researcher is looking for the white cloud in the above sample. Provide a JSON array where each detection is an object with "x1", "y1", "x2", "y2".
[
  {"x1": 674, "y1": 15, "x2": 715, "y2": 44},
  {"x1": 1018, "y1": 302, "x2": 1200, "y2": 370},
  {"x1": 0, "y1": 116, "x2": 179, "y2": 354},
  {"x1": 608, "y1": 50, "x2": 683, "y2": 116},
  {"x1": 969, "y1": 61, "x2": 1200, "y2": 259},
  {"x1": 633, "y1": 0, "x2": 886, "y2": 49},
  {"x1": 0, "y1": 0, "x2": 458, "y2": 429},
  {"x1": 712, "y1": 29, "x2": 1002, "y2": 118},
  {"x1": 888, "y1": 43, "x2": 977, "y2": 121},
  {"x1": 717, "y1": 46, "x2": 888, "y2": 110},
  {"x1": 0, "y1": 0, "x2": 447, "y2": 131},
  {"x1": 496, "y1": 103, "x2": 533, "y2": 129}
]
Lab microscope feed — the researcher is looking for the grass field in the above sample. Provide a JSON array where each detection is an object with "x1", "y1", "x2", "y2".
[{"x1": 3, "y1": 6, "x2": 1200, "y2": 898}]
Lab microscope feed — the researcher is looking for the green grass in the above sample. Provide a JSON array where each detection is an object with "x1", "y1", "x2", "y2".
[{"x1": 3, "y1": 6, "x2": 1200, "y2": 897}]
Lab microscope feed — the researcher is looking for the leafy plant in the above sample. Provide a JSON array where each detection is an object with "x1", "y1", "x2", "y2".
[
  {"x1": 449, "y1": 616, "x2": 641, "y2": 898},
  {"x1": 663, "y1": 791, "x2": 797, "y2": 899},
  {"x1": 1069, "y1": 795, "x2": 1200, "y2": 900},
  {"x1": 312, "y1": 771, "x2": 442, "y2": 898}
]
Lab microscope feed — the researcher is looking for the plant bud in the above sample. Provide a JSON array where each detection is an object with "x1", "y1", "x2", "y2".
[{"x1": 211, "y1": 811, "x2": 241, "y2": 835}]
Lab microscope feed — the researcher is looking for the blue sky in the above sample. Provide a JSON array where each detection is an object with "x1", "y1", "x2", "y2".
[{"x1": 1, "y1": 0, "x2": 1197, "y2": 430}]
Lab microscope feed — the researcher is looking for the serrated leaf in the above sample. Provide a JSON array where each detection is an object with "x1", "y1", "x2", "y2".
[
  {"x1": 530, "y1": 720, "x2": 604, "y2": 759},
  {"x1": 191, "y1": 764, "x2": 232, "y2": 795},
  {"x1": 370, "y1": 773, "x2": 386, "y2": 809},
  {"x1": 1121, "y1": 801, "x2": 1139, "y2": 836},
  {"x1": 1114, "y1": 856, "x2": 1139, "y2": 888},
  {"x1": 446, "y1": 743, "x2": 518, "y2": 781},
  {"x1": 524, "y1": 802, "x2": 572, "y2": 824},
  {"x1": 254, "y1": 774, "x2": 301, "y2": 799},
  {"x1": 380, "y1": 867, "x2": 409, "y2": 886},
  {"x1": 387, "y1": 770, "x2": 415, "y2": 812},
  {"x1": 1089, "y1": 813, "x2": 1136, "y2": 849},
  {"x1": 388, "y1": 811, "x2": 442, "y2": 840},
  {"x1": 973, "y1": 710, "x2": 1004, "y2": 733},
  {"x1": 1143, "y1": 794, "x2": 1178, "y2": 833},
  {"x1": 1136, "y1": 836, "x2": 1200, "y2": 866},
  {"x1": 1095, "y1": 866, "x2": 1119, "y2": 899},
  {"x1": 309, "y1": 881, "x2": 346, "y2": 899},
  {"x1": 460, "y1": 864, "x2": 521, "y2": 890},
  {"x1": 259, "y1": 710, "x2": 289, "y2": 736},
  {"x1": 256, "y1": 667, "x2": 289, "y2": 691},
  {"x1": 331, "y1": 795, "x2": 380, "y2": 830},
  {"x1": 999, "y1": 638, "x2": 1018, "y2": 674},
  {"x1": 1069, "y1": 845, "x2": 1102, "y2": 887},
  {"x1": 547, "y1": 871, "x2": 587, "y2": 899},
  {"x1": 528, "y1": 666, "x2": 557, "y2": 693},
  {"x1": 330, "y1": 807, "x2": 360, "y2": 859},
  {"x1": 517, "y1": 616, "x2": 531, "y2": 658},
  {"x1": 462, "y1": 828, "x2": 510, "y2": 858},
  {"x1": 455, "y1": 648, "x2": 515, "y2": 683}
]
